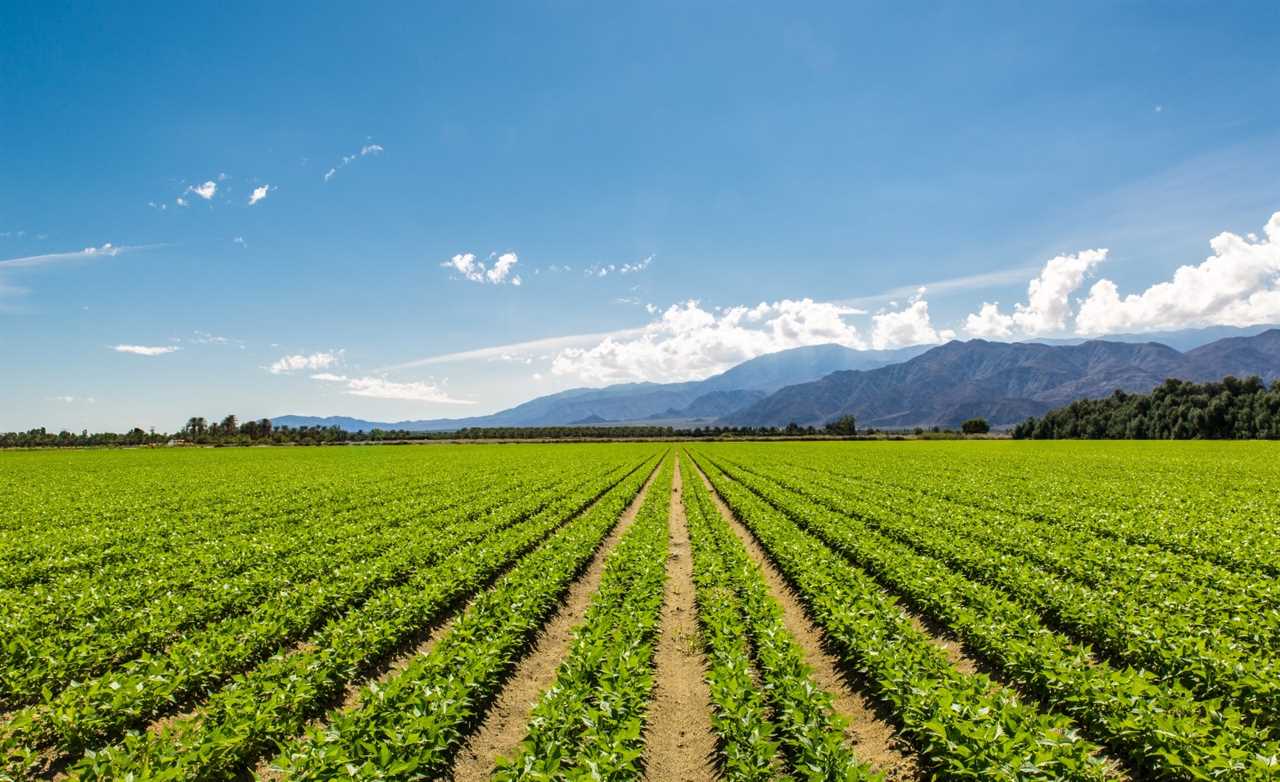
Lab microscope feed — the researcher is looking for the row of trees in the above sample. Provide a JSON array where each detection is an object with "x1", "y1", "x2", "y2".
[
  {"x1": 1013, "y1": 376, "x2": 1280, "y2": 439},
  {"x1": 3, "y1": 411, "x2": 1014, "y2": 448}
]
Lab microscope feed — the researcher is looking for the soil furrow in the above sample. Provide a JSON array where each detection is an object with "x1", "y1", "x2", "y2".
[
  {"x1": 641, "y1": 456, "x2": 717, "y2": 782},
  {"x1": 446, "y1": 460, "x2": 664, "y2": 781},
  {"x1": 692, "y1": 462, "x2": 921, "y2": 780}
]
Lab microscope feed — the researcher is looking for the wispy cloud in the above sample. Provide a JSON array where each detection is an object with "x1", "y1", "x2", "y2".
[
  {"x1": 309, "y1": 372, "x2": 474, "y2": 404},
  {"x1": 112, "y1": 344, "x2": 180, "y2": 356},
  {"x1": 378, "y1": 327, "x2": 647, "y2": 372},
  {"x1": 323, "y1": 142, "x2": 384, "y2": 182},
  {"x1": 268, "y1": 349, "x2": 344, "y2": 374},
  {"x1": 584, "y1": 254, "x2": 655, "y2": 278},
  {"x1": 0, "y1": 243, "x2": 159, "y2": 309},
  {"x1": 0, "y1": 242, "x2": 131, "y2": 270},
  {"x1": 836, "y1": 264, "x2": 1040, "y2": 308}
]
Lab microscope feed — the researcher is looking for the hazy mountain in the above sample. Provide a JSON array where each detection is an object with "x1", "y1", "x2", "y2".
[
  {"x1": 722, "y1": 329, "x2": 1280, "y2": 429},
  {"x1": 1024, "y1": 323, "x2": 1280, "y2": 351},
  {"x1": 274, "y1": 343, "x2": 920, "y2": 431}
]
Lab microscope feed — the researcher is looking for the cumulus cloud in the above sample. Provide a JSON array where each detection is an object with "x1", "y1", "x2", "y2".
[
  {"x1": 963, "y1": 249, "x2": 1108, "y2": 338},
  {"x1": 176, "y1": 197, "x2": 189, "y2": 207},
  {"x1": 442, "y1": 251, "x2": 522, "y2": 285},
  {"x1": 964, "y1": 302, "x2": 1014, "y2": 339},
  {"x1": 309, "y1": 372, "x2": 473, "y2": 404},
  {"x1": 247, "y1": 185, "x2": 272, "y2": 205},
  {"x1": 870, "y1": 289, "x2": 956, "y2": 349},
  {"x1": 550, "y1": 298, "x2": 867, "y2": 384},
  {"x1": 187, "y1": 181, "x2": 217, "y2": 200},
  {"x1": 112, "y1": 344, "x2": 180, "y2": 356},
  {"x1": 268, "y1": 349, "x2": 344, "y2": 374},
  {"x1": 1075, "y1": 211, "x2": 1280, "y2": 335}
]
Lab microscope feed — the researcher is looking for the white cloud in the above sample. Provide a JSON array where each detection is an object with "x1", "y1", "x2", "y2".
[
  {"x1": 233, "y1": 236, "x2": 246, "y2": 247},
  {"x1": 308, "y1": 372, "x2": 473, "y2": 404},
  {"x1": 112, "y1": 344, "x2": 180, "y2": 356},
  {"x1": 176, "y1": 197, "x2": 188, "y2": 207},
  {"x1": 963, "y1": 302, "x2": 1015, "y2": 339},
  {"x1": 190, "y1": 330, "x2": 238, "y2": 345},
  {"x1": 1076, "y1": 211, "x2": 1280, "y2": 335},
  {"x1": 487, "y1": 252, "x2": 519, "y2": 284},
  {"x1": 550, "y1": 298, "x2": 867, "y2": 384},
  {"x1": 442, "y1": 251, "x2": 522, "y2": 285},
  {"x1": 870, "y1": 289, "x2": 955, "y2": 349},
  {"x1": 187, "y1": 181, "x2": 217, "y2": 200},
  {"x1": 0, "y1": 242, "x2": 124, "y2": 269},
  {"x1": 962, "y1": 249, "x2": 1108, "y2": 337},
  {"x1": 268, "y1": 349, "x2": 344, "y2": 374},
  {"x1": 620, "y1": 255, "x2": 654, "y2": 274},
  {"x1": 324, "y1": 143, "x2": 384, "y2": 181},
  {"x1": 247, "y1": 185, "x2": 272, "y2": 205}
]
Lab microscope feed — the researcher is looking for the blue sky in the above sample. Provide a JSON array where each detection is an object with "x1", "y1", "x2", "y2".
[{"x1": 4, "y1": 1, "x2": 1280, "y2": 431}]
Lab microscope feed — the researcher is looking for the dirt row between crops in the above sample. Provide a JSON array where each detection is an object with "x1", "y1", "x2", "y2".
[
  {"x1": 640, "y1": 455, "x2": 718, "y2": 782},
  {"x1": 448, "y1": 457, "x2": 667, "y2": 781},
  {"x1": 690, "y1": 459, "x2": 922, "y2": 780},
  {"x1": 252, "y1": 459, "x2": 662, "y2": 781}
]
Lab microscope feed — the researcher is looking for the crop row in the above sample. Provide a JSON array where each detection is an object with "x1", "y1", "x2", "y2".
[
  {"x1": 0, "y1": 463, "x2": 581, "y2": 712},
  {"x1": 705, "y1": 453, "x2": 1280, "y2": 780},
  {"x1": 721, "y1": 453, "x2": 1280, "y2": 735},
  {"x1": 749, "y1": 453, "x2": 1280, "y2": 653},
  {"x1": 266, "y1": 453, "x2": 666, "y2": 779},
  {"x1": 803, "y1": 443, "x2": 1280, "y2": 578},
  {"x1": 493, "y1": 454, "x2": 674, "y2": 780},
  {"x1": 687, "y1": 452, "x2": 1110, "y2": 781},
  {"x1": 67, "y1": 451, "x2": 660, "y2": 780},
  {"x1": 0, "y1": 458, "x2": 628, "y2": 775},
  {"x1": 680, "y1": 455, "x2": 879, "y2": 781}
]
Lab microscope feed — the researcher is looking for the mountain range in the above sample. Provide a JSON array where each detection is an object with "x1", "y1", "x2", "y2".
[{"x1": 274, "y1": 326, "x2": 1280, "y2": 432}]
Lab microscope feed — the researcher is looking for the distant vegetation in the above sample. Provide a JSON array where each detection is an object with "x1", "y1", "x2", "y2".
[
  {"x1": 1, "y1": 417, "x2": 887, "y2": 448},
  {"x1": 1013, "y1": 376, "x2": 1280, "y2": 439}
]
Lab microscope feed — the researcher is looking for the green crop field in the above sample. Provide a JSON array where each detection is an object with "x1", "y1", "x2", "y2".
[{"x1": 1, "y1": 442, "x2": 1277, "y2": 781}]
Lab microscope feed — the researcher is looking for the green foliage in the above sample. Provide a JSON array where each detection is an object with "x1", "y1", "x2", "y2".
[
  {"x1": 824, "y1": 415, "x2": 858, "y2": 436},
  {"x1": 960, "y1": 417, "x2": 989, "y2": 434},
  {"x1": 494, "y1": 456, "x2": 673, "y2": 780},
  {"x1": 1015, "y1": 375, "x2": 1280, "y2": 439}
]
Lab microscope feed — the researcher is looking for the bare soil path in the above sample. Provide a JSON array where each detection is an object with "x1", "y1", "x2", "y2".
[
  {"x1": 691, "y1": 460, "x2": 921, "y2": 780},
  {"x1": 448, "y1": 460, "x2": 665, "y2": 781},
  {"x1": 640, "y1": 456, "x2": 717, "y2": 782}
]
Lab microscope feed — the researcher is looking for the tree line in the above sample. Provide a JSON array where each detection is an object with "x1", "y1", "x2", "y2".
[
  {"x1": 1, "y1": 415, "x2": 872, "y2": 448},
  {"x1": 1012, "y1": 375, "x2": 1280, "y2": 439}
]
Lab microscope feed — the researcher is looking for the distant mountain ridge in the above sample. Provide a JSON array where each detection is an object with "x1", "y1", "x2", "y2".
[
  {"x1": 723, "y1": 329, "x2": 1280, "y2": 429},
  {"x1": 274, "y1": 343, "x2": 925, "y2": 431},
  {"x1": 274, "y1": 327, "x2": 1280, "y2": 432}
]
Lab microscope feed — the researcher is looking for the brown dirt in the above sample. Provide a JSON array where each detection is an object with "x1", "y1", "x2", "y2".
[
  {"x1": 691, "y1": 461, "x2": 921, "y2": 780},
  {"x1": 640, "y1": 456, "x2": 717, "y2": 782},
  {"x1": 447, "y1": 460, "x2": 665, "y2": 781},
  {"x1": 259, "y1": 464, "x2": 664, "y2": 782}
]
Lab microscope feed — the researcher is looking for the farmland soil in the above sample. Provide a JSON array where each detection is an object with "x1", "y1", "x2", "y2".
[
  {"x1": 640, "y1": 456, "x2": 717, "y2": 782},
  {"x1": 692, "y1": 462, "x2": 921, "y2": 780},
  {"x1": 448, "y1": 459, "x2": 664, "y2": 781}
]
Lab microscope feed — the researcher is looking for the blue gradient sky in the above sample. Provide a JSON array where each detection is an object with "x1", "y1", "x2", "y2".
[{"x1": 3, "y1": 2, "x2": 1280, "y2": 431}]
